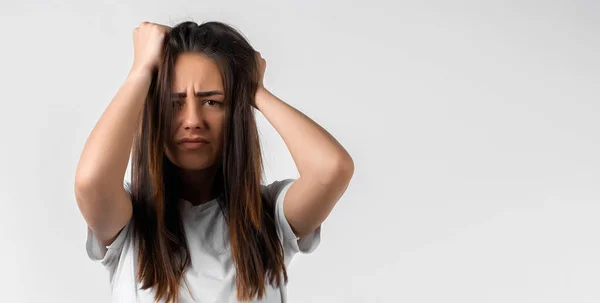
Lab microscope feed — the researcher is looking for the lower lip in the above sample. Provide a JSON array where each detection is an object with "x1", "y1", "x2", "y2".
[{"x1": 180, "y1": 142, "x2": 208, "y2": 150}]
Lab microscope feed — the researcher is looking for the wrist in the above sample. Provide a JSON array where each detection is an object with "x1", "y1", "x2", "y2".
[
  {"x1": 129, "y1": 64, "x2": 154, "y2": 78},
  {"x1": 125, "y1": 67, "x2": 153, "y2": 88},
  {"x1": 255, "y1": 86, "x2": 270, "y2": 109}
]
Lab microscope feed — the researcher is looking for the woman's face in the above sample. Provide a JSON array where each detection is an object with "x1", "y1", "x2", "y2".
[{"x1": 164, "y1": 53, "x2": 226, "y2": 171}]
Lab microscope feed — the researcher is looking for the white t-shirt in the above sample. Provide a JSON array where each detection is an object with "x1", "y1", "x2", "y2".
[{"x1": 86, "y1": 178, "x2": 321, "y2": 302}]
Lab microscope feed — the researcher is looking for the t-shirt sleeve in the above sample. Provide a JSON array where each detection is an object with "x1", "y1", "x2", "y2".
[
  {"x1": 264, "y1": 178, "x2": 322, "y2": 256},
  {"x1": 85, "y1": 181, "x2": 133, "y2": 268}
]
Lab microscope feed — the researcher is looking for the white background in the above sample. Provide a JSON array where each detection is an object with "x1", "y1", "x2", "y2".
[{"x1": 0, "y1": 0, "x2": 598, "y2": 302}]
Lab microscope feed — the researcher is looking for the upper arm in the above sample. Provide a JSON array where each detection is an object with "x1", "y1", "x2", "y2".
[
  {"x1": 283, "y1": 163, "x2": 354, "y2": 238},
  {"x1": 75, "y1": 179, "x2": 133, "y2": 247}
]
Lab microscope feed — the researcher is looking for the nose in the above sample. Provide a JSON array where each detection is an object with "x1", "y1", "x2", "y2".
[{"x1": 182, "y1": 100, "x2": 205, "y2": 130}]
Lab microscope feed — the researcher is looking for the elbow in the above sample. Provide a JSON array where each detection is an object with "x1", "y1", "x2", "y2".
[
  {"x1": 332, "y1": 154, "x2": 354, "y2": 180},
  {"x1": 319, "y1": 155, "x2": 354, "y2": 185},
  {"x1": 340, "y1": 155, "x2": 354, "y2": 177}
]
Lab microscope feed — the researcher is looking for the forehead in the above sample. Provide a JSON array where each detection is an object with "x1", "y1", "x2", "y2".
[{"x1": 172, "y1": 53, "x2": 223, "y2": 91}]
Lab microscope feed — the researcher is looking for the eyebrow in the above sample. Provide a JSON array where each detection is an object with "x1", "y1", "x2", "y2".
[{"x1": 170, "y1": 91, "x2": 224, "y2": 99}]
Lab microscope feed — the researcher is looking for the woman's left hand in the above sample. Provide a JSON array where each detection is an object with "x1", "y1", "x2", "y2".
[
  {"x1": 255, "y1": 51, "x2": 266, "y2": 89},
  {"x1": 253, "y1": 51, "x2": 268, "y2": 109}
]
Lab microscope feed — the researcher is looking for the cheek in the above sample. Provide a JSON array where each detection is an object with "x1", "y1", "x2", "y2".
[
  {"x1": 164, "y1": 134, "x2": 180, "y2": 157},
  {"x1": 214, "y1": 126, "x2": 226, "y2": 148},
  {"x1": 207, "y1": 115, "x2": 225, "y2": 139}
]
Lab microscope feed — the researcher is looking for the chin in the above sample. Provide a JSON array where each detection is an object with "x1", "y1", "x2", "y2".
[
  {"x1": 165, "y1": 148, "x2": 221, "y2": 172},
  {"x1": 174, "y1": 156, "x2": 217, "y2": 170}
]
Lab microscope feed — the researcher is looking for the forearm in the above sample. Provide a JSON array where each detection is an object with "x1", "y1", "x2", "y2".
[
  {"x1": 255, "y1": 88, "x2": 353, "y2": 181},
  {"x1": 75, "y1": 68, "x2": 152, "y2": 190}
]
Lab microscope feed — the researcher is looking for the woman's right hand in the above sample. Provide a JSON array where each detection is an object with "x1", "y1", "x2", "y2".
[{"x1": 131, "y1": 21, "x2": 171, "y2": 74}]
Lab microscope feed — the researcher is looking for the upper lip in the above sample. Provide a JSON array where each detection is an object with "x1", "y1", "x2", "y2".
[{"x1": 178, "y1": 136, "x2": 210, "y2": 144}]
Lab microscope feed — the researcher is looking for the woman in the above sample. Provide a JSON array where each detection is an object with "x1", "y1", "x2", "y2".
[{"x1": 74, "y1": 20, "x2": 354, "y2": 302}]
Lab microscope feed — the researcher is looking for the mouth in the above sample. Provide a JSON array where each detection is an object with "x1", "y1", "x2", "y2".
[{"x1": 179, "y1": 141, "x2": 208, "y2": 150}]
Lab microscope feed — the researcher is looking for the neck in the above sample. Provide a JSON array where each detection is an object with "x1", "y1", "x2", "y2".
[{"x1": 177, "y1": 164, "x2": 219, "y2": 206}]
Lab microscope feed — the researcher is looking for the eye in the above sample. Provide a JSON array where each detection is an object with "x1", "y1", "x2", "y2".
[
  {"x1": 204, "y1": 100, "x2": 222, "y2": 106},
  {"x1": 172, "y1": 100, "x2": 183, "y2": 109}
]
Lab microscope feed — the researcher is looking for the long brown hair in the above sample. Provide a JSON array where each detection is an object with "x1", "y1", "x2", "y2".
[{"x1": 129, "y1": 21, "x2": 287, "y2": 302}]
